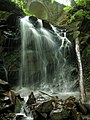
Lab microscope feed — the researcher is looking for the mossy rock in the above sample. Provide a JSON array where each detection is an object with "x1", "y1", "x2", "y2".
[{"x1": 0, "y1": 11, "x2": 13, "y2": 21}]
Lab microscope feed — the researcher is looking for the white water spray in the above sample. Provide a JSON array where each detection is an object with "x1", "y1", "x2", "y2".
[{"x1": 20, "y1": 16, "x2": 75, "y2": 92}]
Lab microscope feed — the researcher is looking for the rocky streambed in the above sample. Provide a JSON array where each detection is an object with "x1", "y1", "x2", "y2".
[{"x1": 0, "y1": 79, "x2": 90, "y2": 120}]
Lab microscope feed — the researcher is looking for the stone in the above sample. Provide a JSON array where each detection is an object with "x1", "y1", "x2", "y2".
[
  {"x1": 26, "y1": 92, "x2": 36, "y2": 106},
  {"x1": 0, "y1": 103, "x2": 15, "y2": 114},
  {"x1": 29, "y1": 16, "x2": 37, "y2": 24},
  {"x1": 15, "y1": 97, "x2": 21, "y2": 113},
  {"x1": 64, "y1": 96, "x2": 76, "y2": 108},
  {"x1": 83, "y1": 103, "x2": 90, "y2": 114},
  {"x1": 36, "y1": 99, "x2": 53, "y2": 113},
  {"x1": 69, "y1": 108, "x2": 82, "y2": 120},
  {"x1": 0, "y1": 79, "x2": 10, "y2": 89},
  {"x1": 16, "y1": 114, "x2": 25, "y2": 120},
  {"x1": 0, "y1": 83, "x2": 16, "y2": 114},
  {"x1": 50, "y1": 108, "x2": 70, "y2": 120},
  {"x1": 34, "y1": 110, "x2": 47, "y2": 120},
  {"x1": 0, "y1": 113, "x2": 15, "y2": 120},
  {"x1": 4, "y1": 90, "x2": 16, "y2": 105},
  {"x1": 29, "y1": 1, "x2": 48, "y2": 19},
  {"x1": 42, "y1": 19, "x2": 53, "y2": 31},
  {"x1": 0, "y1": 0, "x2": 24, "y2": 15},
  {"x1": 76, "y1": 102, "x2": 88, "y2": 115},
  {"x1": 6, "y1": 14, "x2": 19, "y2": 27}
]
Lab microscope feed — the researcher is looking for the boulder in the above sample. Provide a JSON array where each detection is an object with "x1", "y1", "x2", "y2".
[
  {"x1": 76, "y1": 102, "x2": 87, "y2": 115},
  {"x1": 36, "y1": 99, "x2": 53, "y2": 113},
  {"x1": 50, "y1": 108, "x2": 70, "y2": 120},
  {"x1": 64, "y1": 96, "x2": 77, "y2": 108},
  {"x1": 29, "y1": 16, "x2": 37, "y2": 24},
  {"x1": 0, "y1": 80, "x2": 16, "y2": 114},
  {"x1": 0, "y1": 0, "x2": 24, "y2": 15},
  {"x1": 15, "y1": 114, "x2": 25, "y2": 120},
  {"x1": 0, "y1": 113, "x2": 15, "y2": 120},
  {"x1": 69, "y1": 108, "x2": 82, "y2": 120},
  {"x1": 0, "y1": 79, "x2": 10, "y2": 90},
  {"x1": 0, "y1": 103, "x2": 15, "y2": 114},
  {"x1": 14, "y1": 97, "x2": 21, "y2": 113},
  {"x1": 26, "y1": 92, "x2": 36, "y2": 106},
  {"x1": 83, "y1": 103, "x2": 90, "y2": 114},
  {"x1": 34, "y1": 110, "x2": 47, "y2": 120}
]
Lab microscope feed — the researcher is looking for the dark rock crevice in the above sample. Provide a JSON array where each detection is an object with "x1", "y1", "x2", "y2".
[{"x1": 0, "y1": 0, "x2": 24, "y2": 16}]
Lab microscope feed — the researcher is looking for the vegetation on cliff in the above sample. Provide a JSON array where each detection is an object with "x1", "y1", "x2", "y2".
[{"x1": 0, "y1": 0, "x2": 90, "y2": 91}]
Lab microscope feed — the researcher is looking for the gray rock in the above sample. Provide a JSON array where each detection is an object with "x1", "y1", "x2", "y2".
[
  {"x1": 50, "y1": 108, "x2": 70, "y2": 120},
  {"x1": 36, "y1": 99, "x2": 53, "y2": 113}
]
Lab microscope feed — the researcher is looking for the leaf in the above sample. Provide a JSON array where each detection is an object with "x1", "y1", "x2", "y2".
[
  {"x1": 51, "y1": 0, "x2": 55, "y2": 3},
  {"x1": 63, "y1": 6, "x2": 74, "y2": 13}
]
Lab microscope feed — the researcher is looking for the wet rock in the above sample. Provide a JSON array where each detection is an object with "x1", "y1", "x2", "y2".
[
  {"x1": 0, "y1": 0, "x2": 24, "y2": 15},
  {"x1": 16, "y1": 114, "x2": 25, "y2": 120},
  {"x1": 34, "y1": 110, "x2": 47, "y2": 120},
  {"x1": 0, "y1": 103, "x2": 15, "y2": 114},
  {"x1": 65, "y1": 96, "x2": 87, "y2": 115},
  {"x1": 0, "y1": 80, "x2": 16, "y2": 114},
  {"x1": 29, "y1": 16, "x2": 37, "y2": 24},
  {"x1": 6, "y1": 14, "x2": 19, "y2": 27},
  {"x1": 32, "y1": 110, "x2": 38, "y2": 120},
  {"x1": 71, "y1": 68, "x2": 78, "y2": 76},
  {"x1": 83, "y1": 116, "x2": 90, "y2": 120},
  {"x1": 83, "y1": 103, "x2": 90, "y2": 114},
  {"x1": 69, "y1": 108, "x2": 82, "y2": 120},
  {"x1": 3, "y1": 90, "x2": 16, "y2": 105},
  {"x1": 42, "y1": 19, "x2": 54, "y2": 32},
  {"x1": 26, "y1": 92, "x2": 36, "y2": 106},
  {"x1": 15, "y1": 97, "x2": 22, "y2": 113},
  {"x1": 64, "y1": 96, "x2": 77, "y2": 108},
  {"x1": 36, "y1": 99, "x2": 53, "y2": 113},
  {"x1": 16, "y1": 94, "x2": 24, "y2": 101},
  {"x1": 0, "y1": 113, "x2": 15, "y2": 120},
  {"x1": 0, "y1": 79, "x2": 10, "y2": 90},
  {"x1": 76, "y1": 102, "x2": 87, "y2": 115},
  {"x1": 76, "y1": 113, "x2": 83, "y2": 120},
  {"x1": 50, "y1": 108, "x2": 70, "y2": 120}
]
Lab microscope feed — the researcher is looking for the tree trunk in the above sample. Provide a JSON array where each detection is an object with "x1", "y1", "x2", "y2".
[{"x1": 75, "y1": 37, "x2": 86, "y2": 102}]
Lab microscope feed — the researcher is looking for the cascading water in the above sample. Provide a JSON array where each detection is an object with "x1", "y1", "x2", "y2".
[
  {"x1": 13, "y1": 16, "x2": 79, "y2": 120},
  {"x1": 20, "y1": 16, "x2": 77, "y2": 93}
]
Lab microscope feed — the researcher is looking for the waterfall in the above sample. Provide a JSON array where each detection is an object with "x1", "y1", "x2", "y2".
[{"x1": 20, "y1": 16, "x2": 76, "y2": 92}]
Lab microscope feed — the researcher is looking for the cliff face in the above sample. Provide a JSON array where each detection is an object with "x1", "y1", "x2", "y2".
[
  {"x1": 0, "y1": 0, "x2": 23, "y2": 84},
  {"x1": 0, "y1": 0, "x2": 23, "y2": 14},
  {"x1": 0, "y1": 0, "x2": 65, "y2": 86},
  {"x1": 55, "y1": 11, "x2": 90, "y2": 91},
  {"x1": 0, "y1": 0, "x2": 90, "y2": 90}
]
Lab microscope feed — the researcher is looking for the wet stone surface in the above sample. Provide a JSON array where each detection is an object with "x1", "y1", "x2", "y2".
[{"x1": 0, "y1": 80, "x2": 90, "y2": 120}]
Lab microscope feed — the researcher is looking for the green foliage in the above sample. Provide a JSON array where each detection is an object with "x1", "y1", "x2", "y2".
[
  {"x1": 11, "y1": 0, "x2": 31, "y2": 15},
  {"x1": 73, "y1": 9, "x2": 90, "y2": 20},
  {"x1": 87, "y1": 48, "x2": 90, "y2": 55},
  {"x1": 64, "y1": 6, "x2": 74, "y2": 13},
  {"x1": 85, "y1": 11, "x2": 90, "y2": 19},
  {"x1": 76, "y1": 0, "x2": 90, "y2": 6},
  {"x1": 74, "y1": 9, "x2": 85, "y2": 19},
  {"x1": 84, "y1": 47, "x2": 90, "y2": 56},
  {"x1": 63, "y1": 0, "x2": 90, "y2": 23},
  {"x1": 51, "y1": 0, "x2": 55, "y2": 3},
  {"x1": 69, "y1": 15, "x2": 75, "y2": 23}
]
